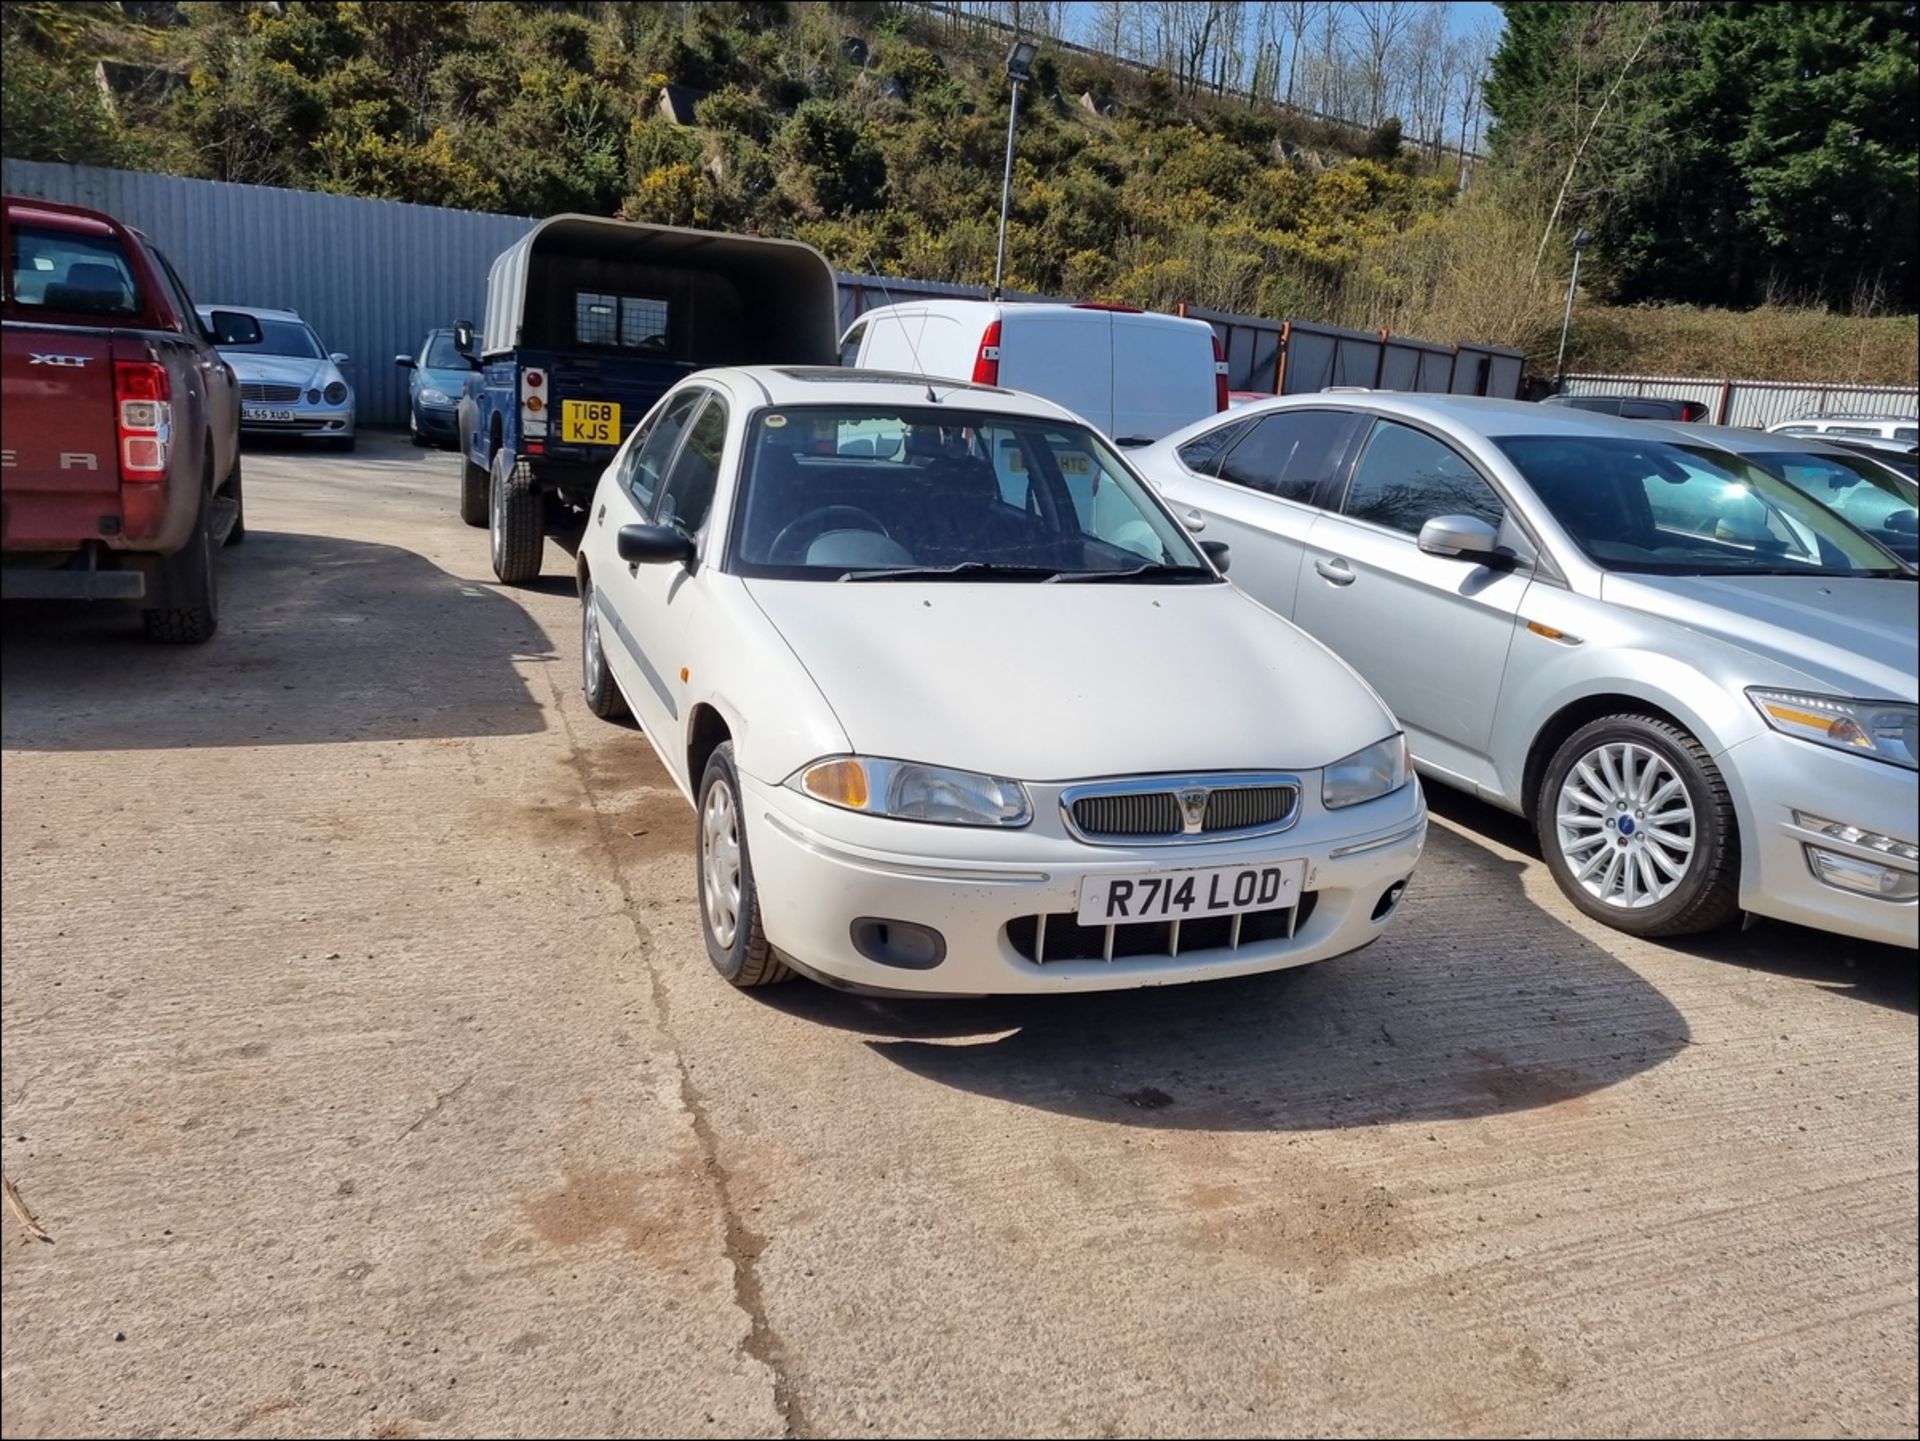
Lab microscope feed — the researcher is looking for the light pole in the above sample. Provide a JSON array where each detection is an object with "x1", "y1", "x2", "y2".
[
  {"x1": 1554, "y1": 227, "x2": 1591, "y2": 389},
  {"x1": 993, "y1": 39, "x2": 1038, "y2": 300}
]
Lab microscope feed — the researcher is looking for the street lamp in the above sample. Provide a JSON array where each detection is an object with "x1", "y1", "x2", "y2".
[
  {"x1": 1554, "y1": 227, "x2": 1591, "y2": 389},
  {"x1": 992, "y1": 38, "x2": 1039, "y2": 299}
]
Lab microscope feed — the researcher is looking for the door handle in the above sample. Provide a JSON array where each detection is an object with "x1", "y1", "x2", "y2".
[
  {"x1": 1313, "y1": 557, "x2": 1355, "y2": 586},
  {"x1": 1182, "y1": 509, "x2": 1206, "y2": 533}
]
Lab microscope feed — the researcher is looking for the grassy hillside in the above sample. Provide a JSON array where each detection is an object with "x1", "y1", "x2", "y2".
[{"x1": 4, "y1": 1, "x2": 1913, "y2": 385}]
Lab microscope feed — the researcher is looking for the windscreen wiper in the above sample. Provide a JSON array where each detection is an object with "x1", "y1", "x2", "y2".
[
  {"x1": 842, "y1": 561, "x2": 1062, "y2": 582},
  {"x1": 1047, "y1": 563, "x2": 1220, "y2": 583}
]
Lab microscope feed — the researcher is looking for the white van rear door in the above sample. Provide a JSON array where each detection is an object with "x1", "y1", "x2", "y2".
[
  {"x1": 1112, "y1": 313, "x2": 1218, "y2": 443},
  {"x1": 997, "y1": 307, "x2": 1114, "y2": 433}
]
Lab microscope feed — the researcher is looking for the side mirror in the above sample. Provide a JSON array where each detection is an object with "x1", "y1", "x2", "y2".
[
  {"x1": 617, "y1": 523, "x2": 696, "y2": 567},
  {"x1": 1200, "y1": 538, "x2": 1231, "y2": 574},
  {"x1": 208, "y1": 309, "x2": 262, "y2": 346},
  {"x1": 1418, "y1": 514, "x2": 1500, "y2": 560},
  {"x1": 394, "y1": 354, "x2": 416, "y2": 370},
  {"x1": 329, "y1": 351, "x2": 351, "y2": 366},
  {"x1": 453, "y1": 319, "x2": 475, "y2": 357}
]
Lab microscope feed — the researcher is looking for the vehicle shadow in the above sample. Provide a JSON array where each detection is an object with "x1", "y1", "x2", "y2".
[
  {"x1": 1, "y1": 529, "x2": 554, "y2": 751},
  {"x1": 1424, "y1": 786, "x2": 1918, "y2": 1016},
  {"x1": 763, "y1": 814, "x2": 1694, "y2": 1131}
]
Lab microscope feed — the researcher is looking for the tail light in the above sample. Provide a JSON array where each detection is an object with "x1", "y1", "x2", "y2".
[
  {"x1": 971, "y1": 321, "x2": 1001, "y2": 385},
  {"x1": 1211, "y1": 335, "x2": 1230, "y2": 412},
  {"x1": 115, "y1": 360, "x2": 171, "y2": 481}
]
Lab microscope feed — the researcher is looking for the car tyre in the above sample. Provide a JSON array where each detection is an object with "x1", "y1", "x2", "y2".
[
  {"x1": 488, "y1": 449, "x2": 544, "y2": 585},
  {"x1": 410, "y1": 410, "x2": 429, "y2": 447},
  {"x1": 457, "y1": 402, "x2": 488, "y2": 527},
  {"x1": 697, "y1": 741, "x2": 791, "y2": 988},
  {"x1": 222, "y1": 449, "x2": 246, "y2": 546},
  {"x1": 1537, "y1": 713, "x2": 1741, "y2": 937},
  {"x1": 579, "y1": 571, "x2": 630, "y2": 722},
  {"x1": 143, "y1": 472, "x2": 218, "y2": 645}
]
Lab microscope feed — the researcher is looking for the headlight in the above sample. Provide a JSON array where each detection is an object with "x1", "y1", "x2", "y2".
[
  {"x1": 790, "y1": 756, "x2": 1031, "y2": 827},
  {"x1": 1749, "y1": 689, "x2": 1917, "y2": 770},
  {"x1": 1322, "y1": 733, "x2": 1411, "y2": 809},
  {"x1": 323, "y1": 381, "x2": 349, "y2": 406},
  {"x1": 420, "y1": 386, "x2": 452, "y2": 406}
]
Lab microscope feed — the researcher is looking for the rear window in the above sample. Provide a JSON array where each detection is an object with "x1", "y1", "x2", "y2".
[
  {"x1": 8, "y1": 225, "x2": 140, "y2": 317},
  {"x1": 576, "y1": 291, "x2": 669, "y2": 350}
]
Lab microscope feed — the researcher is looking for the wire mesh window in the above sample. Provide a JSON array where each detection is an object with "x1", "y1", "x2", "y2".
[{"x1": 575, "y1": 291, "x2": 669, "y2": 350}]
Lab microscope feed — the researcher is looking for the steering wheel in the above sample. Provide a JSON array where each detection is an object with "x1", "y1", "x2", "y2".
[{"x1": 770, "y1": 505, "x2": 893, "y2": 563}]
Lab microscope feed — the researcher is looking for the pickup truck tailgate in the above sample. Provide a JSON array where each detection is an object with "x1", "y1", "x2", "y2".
[{"x1": 1, "y1": 326, "x2": 120, "y2": 545}]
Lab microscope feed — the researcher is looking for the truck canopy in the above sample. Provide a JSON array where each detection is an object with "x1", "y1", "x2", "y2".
[{"x1": 481, "y1": 215, "x2": 838, "y2": 366}]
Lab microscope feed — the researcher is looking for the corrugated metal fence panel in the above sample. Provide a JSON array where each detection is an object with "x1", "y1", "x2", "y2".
[
  {"x1": 3, "y1": 159, "x2": 536, "y2": 426},
  {"x1": 1564, "y1": 373, "x2": 1919, "y2": 429},
  {"x1": 1380, "y1": 336, "x2": 1449, "y2": 392}
]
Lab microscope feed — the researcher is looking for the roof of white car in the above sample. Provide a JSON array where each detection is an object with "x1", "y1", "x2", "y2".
[{"x1": 699, "y1": 365, "x2": 1082, "y2": 422}]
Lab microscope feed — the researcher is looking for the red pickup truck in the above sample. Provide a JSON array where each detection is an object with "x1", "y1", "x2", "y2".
[{"x1": 2, "y1": 194, "x2": 257, "y2": 642}]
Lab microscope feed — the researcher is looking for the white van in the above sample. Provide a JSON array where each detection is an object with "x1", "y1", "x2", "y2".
[
  {"x1": 1766, "y1": 414, "x2": 1918, "y2": 443},
  {"x1": 840, "y1": 300, "x2": 1227, "y2": 444}
]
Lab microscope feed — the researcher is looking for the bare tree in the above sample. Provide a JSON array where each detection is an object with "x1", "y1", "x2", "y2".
[
  {"x1": 1346, "y1": 0, "x2": 1417, "y2": 126},
  {"x1": 1278, "y1": 0, "x2": 1322, "y2": 107}
]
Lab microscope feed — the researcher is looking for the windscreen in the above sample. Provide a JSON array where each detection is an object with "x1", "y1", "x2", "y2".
[
  {"x1": 729, "y1": 405, "x2": 1213, "y2": 582},
  {"x1": 1495, "y1": 434, "x2": 1907, "y2": 577},
  {"x1": 225, "y1": 318, "x2": 323, "y2": 360}
]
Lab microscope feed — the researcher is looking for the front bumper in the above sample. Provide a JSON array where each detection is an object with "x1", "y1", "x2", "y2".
[
  {"x1": 1724, "y1": 731, "x2": 1918, "y2": 947},
  {"x1": 740, "y1": 774, "x2": 1427, "y2": 995},
  {"x1": 240, "y1": 403, "x2": 354, "y2": 440},
  {"x1": 413, "y1": 403, "x2": 459, "y2": 440}
]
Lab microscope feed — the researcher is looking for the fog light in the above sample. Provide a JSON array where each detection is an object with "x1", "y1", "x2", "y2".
[
  {"x1": 1794, "y1": 812, "x2": 1919, "y2": 862},
  {"x1": 306, "y1": 388, "x2": 321, "y2": 404},
  {"x1": 1371, "y1": 881, "x2": 1408, "y2": 921},
  {"x1": 849, "y1": 917, "x2": 946, "y2": 970},
  {"x1": 1806, "y1": 846, "x2": 1919, "y2": 901}
]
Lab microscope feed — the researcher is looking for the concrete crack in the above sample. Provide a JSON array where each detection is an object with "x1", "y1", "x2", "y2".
[{"x1": 395, "y1": 1072, "x2": 475, "y2": 1140}]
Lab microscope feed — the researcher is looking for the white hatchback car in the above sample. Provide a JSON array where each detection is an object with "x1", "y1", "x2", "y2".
[{"x1": 576, "y1": 367, "x2": 1427, "y2": 995}]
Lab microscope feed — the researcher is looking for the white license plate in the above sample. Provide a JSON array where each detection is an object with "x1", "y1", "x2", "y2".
[
  {"x1": 1076, "y1": 858, "x2": 1306, "y2": 926},
  {"x1": 244, "y1": 407, "x2": 295, "y2": 422}
]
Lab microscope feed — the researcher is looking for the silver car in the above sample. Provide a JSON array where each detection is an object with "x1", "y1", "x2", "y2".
[
  {"x1": 1134, "y1": 395, "x2": 1917, "y2": 947},
  {"x1": 197, "y1": 305, "x2": 355, "y2": 451}
]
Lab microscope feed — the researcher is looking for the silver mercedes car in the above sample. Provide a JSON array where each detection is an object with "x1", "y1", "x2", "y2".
[
  {"x1": 198, "y1": 304, "x2": 356, "y2": 451},
  {"x1": 1134, "y1": 394, "x2": 1917, "y2": 948}
]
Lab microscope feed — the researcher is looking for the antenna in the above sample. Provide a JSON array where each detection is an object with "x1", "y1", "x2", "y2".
[{"x1": 866, "y1": 272, "x2": 944, "y2": 404}]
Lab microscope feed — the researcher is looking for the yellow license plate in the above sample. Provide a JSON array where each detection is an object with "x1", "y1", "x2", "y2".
[{"x1": 561, "y1": 400, "x2": 621, "y2": 445}]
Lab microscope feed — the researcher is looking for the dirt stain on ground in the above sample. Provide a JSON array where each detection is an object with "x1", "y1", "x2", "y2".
[
  {"x1": 515, "y1": 1160, "x2": 707, "y2": 1266},
  {"x1": 1467, "y1": 1047, "x2": 1592, "y2": 1114}
]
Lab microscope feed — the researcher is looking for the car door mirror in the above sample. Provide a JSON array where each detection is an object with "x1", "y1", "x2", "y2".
[
  {"x1": 208, "y1": 310, "x2": 262, "y2": 346},
  {"x1": 329, "y1": 352, "x2": 351, "y2": 366},
  {"x1": 1200, "y1": 539, "x2": 1231, "y2": 574},
  {"x1": 617, "y1": 523, "x2": 696, "y2": 567},
  {"x1": 394, "y1": 354, "x2": 416, "y2": 370},
  {"x1": 453, "y1": 319, "x2": 475, "y2": 357},
  {"x1": 1418, "y1": 515, "x2": 1500, "y2": 560}
]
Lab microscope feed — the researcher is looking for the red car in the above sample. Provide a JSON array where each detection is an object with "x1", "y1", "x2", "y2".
[{"x1": 2, "y1": 194, "x2": 257, "y2": 641}]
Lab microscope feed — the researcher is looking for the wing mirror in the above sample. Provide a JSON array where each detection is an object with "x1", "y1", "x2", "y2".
[
  {"x1": 393, "y1": 354, "x2": 417, "y2": 370},
  {"x1": 1200, "y1": 539, "x2": 1231, "y2": 574},
  {"x1": 617, "y1": 524, "x2": 696, "y2": 567},
  {"x1": 453, "y1": 319, "x2": 476, "y2": 357},
  {"x1": 208, "y1": 309, "x2": 262, "y2": 346},
  {"x1": 1418, "y1": 515, "x2": 1500, "y2": 560},
  {"x1": 329, "y1": 351, "x2": 351, "y2": 366}
]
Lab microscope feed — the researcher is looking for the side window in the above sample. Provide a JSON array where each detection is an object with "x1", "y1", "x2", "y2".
[
  {"x1": 838, "y1": 322, "x2": 866, "y2": 368},
  {"x1": 655, "y1": 396, "x2": 729, "y2": 535},
  {"x1": 1342, "y1": 420, "x2": 1505, "y2": 535},
  {"x1": 1896, "y1": 427, "x2": 1917, "y2": 442},
  {"x1": 1175, "y1": 417, "x2": 1254, "y2": 476},
  {"x1": 619, "y1": 390, "x2": 701, "y2": 513},
  {"x1": 1215, "y1": 409, "x2": 1357, "y2": 504}
]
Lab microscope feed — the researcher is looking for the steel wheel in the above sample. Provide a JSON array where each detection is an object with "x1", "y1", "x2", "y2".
[
  {"x1": 701, "y1": 778, "x2": 742, "y2": 949},
  {"x1": 1553, "y1": 741, "x2": 1696, "y2": 909}
]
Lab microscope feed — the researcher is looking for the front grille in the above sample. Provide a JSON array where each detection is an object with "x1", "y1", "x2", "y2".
[
  {"x1": 1063, "y1": 774, "x2": 1300, "y2": 844},
  {"x1": 1070, "y1": 792, "x2": 1181, "y2": 837},
  {"x1": 240, "y1": 382, "x2": 302, "y2": 403},
  {"x1": 1007, "y1": 892, "x2": 1318, "y2": 965}
]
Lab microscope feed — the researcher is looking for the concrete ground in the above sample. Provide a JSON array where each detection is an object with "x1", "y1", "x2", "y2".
[{"x1": 2, "y1": 432, "x2": 1914, "y2": 1439}]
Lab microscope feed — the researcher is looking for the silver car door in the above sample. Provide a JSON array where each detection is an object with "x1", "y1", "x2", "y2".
[
  {"x1": 590, "y1": 387, "x2": 704, "y2": 739},
  {"x1": 1292, "y1": 417, "x2": 1533, "y2": 791},
  {"x1": 1154, "y1": 408, "x2": 1364, "y2": 618}
]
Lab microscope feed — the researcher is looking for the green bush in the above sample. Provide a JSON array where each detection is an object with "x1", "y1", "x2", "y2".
[{"x1": 772, "y1": 99, "x2": 886, "y2": 218}]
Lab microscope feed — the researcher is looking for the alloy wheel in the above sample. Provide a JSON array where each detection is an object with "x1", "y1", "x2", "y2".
[{"x1": 1553, "y1": 741, "x2": 1696, "y2": 909}]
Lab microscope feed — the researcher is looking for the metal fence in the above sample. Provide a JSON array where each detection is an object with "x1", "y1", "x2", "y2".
[
  {"x1": 4, "y1": 159, "x2": 1526, "y2": 424},
  {"x1": 1561, "y1": 372, "x2": 1920, "y2": 429}
]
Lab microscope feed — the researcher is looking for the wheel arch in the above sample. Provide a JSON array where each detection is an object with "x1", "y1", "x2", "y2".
[
  {"x1": 1521, "y1": 693, "x2": 1695, "y2": 825},
  {"x1": 686, "y1": 703, "x2": 734, "y2": 795}
]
